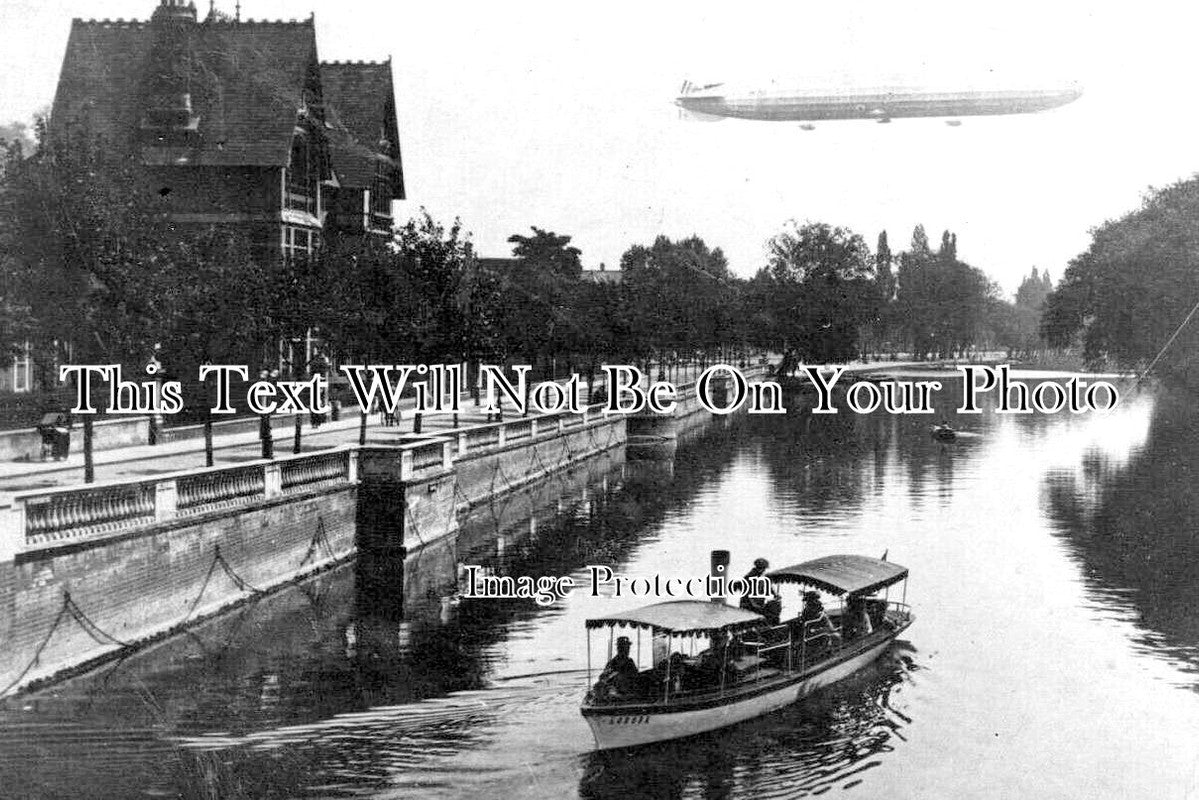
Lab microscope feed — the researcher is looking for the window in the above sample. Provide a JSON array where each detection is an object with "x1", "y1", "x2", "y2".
[
  {"x1": 370, "y1": 167, "x2": 392, "y2": 217},
  {"x1": 12, "y1": 342, "x2": 31, "y2": 393},
  {"x1": 285, "y1": 130, "x2": 317, "y2": 214},
  {"x1": 281, "y1": 225, "x2": 315, "y2": 261}
]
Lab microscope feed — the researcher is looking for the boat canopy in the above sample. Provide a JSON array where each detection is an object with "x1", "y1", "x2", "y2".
[
  {"x1": 767, "y1": 555, "x2": 907, "y2": 597},
  {"x1": 586, "y1": 600, "x2": 763, "y2": 636}
]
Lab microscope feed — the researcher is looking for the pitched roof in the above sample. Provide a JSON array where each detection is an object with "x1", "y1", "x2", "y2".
[
  {"x1": 320, "y1": 60, "x2": 405, "y2": 197},
  {"x1": 586, "y1": 600, "x2": 764, "y2": 635},
  {"x1": 52, "y1": 16, "x2": 320, "y2": 167},
  {"x1": 768, "y1": 555, "x2": 908, "y2": 596}
]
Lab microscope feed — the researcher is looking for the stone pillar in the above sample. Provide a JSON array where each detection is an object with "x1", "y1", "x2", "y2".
[
  {"x1": 0, "y1": 503, "x2": 23, "y2": 563},
  {"x1": 154, "y1": 480, "x2": 177, "y2": 521},
  {"x1": 264, "y1": 463, "x2": 282, "y2": 498}
]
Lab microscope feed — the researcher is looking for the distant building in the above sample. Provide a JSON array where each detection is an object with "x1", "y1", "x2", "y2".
[
  {"x1": 5, "y1": 0, "x2": 406, "y2": 393},
  {"x1": 580, "y1": 263, "x2": 622, "y2": 285},
  {"x1": 476, "y1": 257, "x2": 520, "y2": 275},
  {"x1": 478, "y1": 258, "x2": 623, "y2": 285}
]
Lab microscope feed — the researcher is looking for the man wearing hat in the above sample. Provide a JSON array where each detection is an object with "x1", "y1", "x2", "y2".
[
  {"x1": 740, "y1": 558, "x2": 781, "y2": 623},
  {"x1": 598, "y1": 635, "x2": 640, "y2": 697}
]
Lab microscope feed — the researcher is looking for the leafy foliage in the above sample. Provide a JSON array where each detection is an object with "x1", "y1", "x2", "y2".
[
  {"x1": 756, "y1": 221, "x2": 878, "y2": 367},
  {"x1": 1042, "y1": 177, "x2": 1199, "y2": 378}
]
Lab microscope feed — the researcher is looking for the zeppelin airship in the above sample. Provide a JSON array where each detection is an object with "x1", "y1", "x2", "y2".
[{"x1": 676, "y1": 79, "x2": 1082, "y2": 126}]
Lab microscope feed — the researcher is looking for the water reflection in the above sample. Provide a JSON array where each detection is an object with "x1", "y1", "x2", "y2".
[
  {"x1": 3, "y1": 375, "x2": 1199, "y2": 799},
  {"x1": 1043, "y1": 388, "x2": 1199, "y2": 683}
]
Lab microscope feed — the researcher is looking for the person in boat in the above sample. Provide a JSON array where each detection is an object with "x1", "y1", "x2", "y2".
[
  {"x1": 694, "y1": 630, "x2": 733, "y2": 689},
  {"x1": 798, "y1": 591, "x2": 842, "y2": 650},
  {"x1": 656, "y1": 651, "x2": 689, "y2": 694},
  {"x1": 844, "y1": 595, "x2": 874, "y2": 639},
  {"x1": 597, "y1": 636, "x2": 640, "y2": 698},
  {"x1": 740, "y1": 558, "x2": 782, "y2": 624}
]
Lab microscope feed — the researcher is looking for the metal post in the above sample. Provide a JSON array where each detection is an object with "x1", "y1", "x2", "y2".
[
  {"x1": 204, "y1": 411, "x2": 214, "y2": 467},
  {"x1": 83, "y1": 416, "x2": 94, "y2": 484},
  {"x1": 259, "y1": 368, "x2": 276, "y2": 460},
  {"x1": 719, "y1": 637, "x2": 727, "y2": 696},
  {"x1": 260, "y1": 413, "x2": 274, "y2": 459},
  {"x1": 787, "y1": 627, "x2": 793, "y2": 673},
  {"x1": 664, "y1": 634, "x2": 671, "y2": 702}
]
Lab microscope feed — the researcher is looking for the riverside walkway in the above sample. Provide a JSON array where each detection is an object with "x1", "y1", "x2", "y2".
[
  {"x1": 0, "y1": 358, "x2": 961, "y2": 498},
  {"x1": 0, "y1": 364, "x2": 727, "y2": 498}
]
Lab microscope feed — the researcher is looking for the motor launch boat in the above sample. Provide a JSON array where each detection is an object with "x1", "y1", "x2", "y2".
[{"x1": 580, "y1": 554, "x2": 913, "y2": 749}]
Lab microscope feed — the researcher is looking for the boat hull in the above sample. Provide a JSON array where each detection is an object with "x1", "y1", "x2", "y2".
[{"x1": 583, "y1": 630, "x2": 899, "y2": 750}]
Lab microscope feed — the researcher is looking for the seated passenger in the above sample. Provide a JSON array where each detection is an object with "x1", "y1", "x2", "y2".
[
  {"x1": 798, "y1": 591, "x2": 842, "y2": 650},
  {"x1": 733, "y1": 561, "x2": 772, "y2": 618},
  {"x1": 844, "y1": 596, "x2": 874, "y2": 639},
  {"x1": 694, "y1": 633, "x2": 733, "y2": 688},
  {"x1": 595, "y1": 636, "x2": 640, "y2": 699},
  {"x1": 651, "y1": 651, "x2": 688, "y2": 695}
]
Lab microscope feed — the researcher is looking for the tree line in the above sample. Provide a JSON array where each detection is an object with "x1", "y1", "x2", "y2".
[
  {"x1": 1042, "y1": 176, "x2": 1199, "y2": 385},
  {"x1": 1, "y1": 122, "x2": 1064, "y2": 417}
]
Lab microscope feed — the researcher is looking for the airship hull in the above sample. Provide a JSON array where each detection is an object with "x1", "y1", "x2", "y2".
[{"x1": 676, "y1": 86, "x2": 1082, "y2": 122}]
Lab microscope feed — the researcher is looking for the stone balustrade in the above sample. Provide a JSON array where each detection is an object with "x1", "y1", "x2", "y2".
[
  {"x1": 1, "y1": 396, "x2": 632, "y2": 561},
  {"x1": 280, "y1": 450, "x2": 353, "y2": 494},
  {"x1": 410, "y1": 439, "x2": 449, "y2": 471},
  {"x1": 177, "y1": 465, "x2": 266, "y2": 515},
  {"x1": 6, "y1": 447, "x2": 360, "y2": 555},
  {"x1": 23, "y1": 481, "x2": 157, "y2": 546}
]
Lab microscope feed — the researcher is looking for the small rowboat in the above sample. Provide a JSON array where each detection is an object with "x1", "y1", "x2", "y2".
[
  {"x1": 930, "y1": 423, "x2": 957, "y2": 441},
  {"x1": 580, "y1": 555, "x2": 913, "y2": 750}
]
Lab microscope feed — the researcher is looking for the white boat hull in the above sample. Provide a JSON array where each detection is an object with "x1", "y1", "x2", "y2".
[{"x1": 584, "y1": 634, "x2": 895, "y2": 750}]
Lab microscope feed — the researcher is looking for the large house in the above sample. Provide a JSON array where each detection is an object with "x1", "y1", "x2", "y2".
[{"x1": 0, "y1": 0, "x2": 406, "y2": 394}]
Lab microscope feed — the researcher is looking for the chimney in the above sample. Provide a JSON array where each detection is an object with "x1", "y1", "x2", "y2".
[{"x1": 152, "y1": 0, "x2": 198, "y2": 23}]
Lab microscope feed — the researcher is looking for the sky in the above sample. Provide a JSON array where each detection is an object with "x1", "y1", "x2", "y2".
[{"x1": 2, "y1": 0, "x2": 1199, "y2": 294}]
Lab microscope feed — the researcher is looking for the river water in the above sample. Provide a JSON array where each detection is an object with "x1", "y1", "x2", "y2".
[{"x1": 2, "y1": 371, "x2": 1197, "y2": 799}]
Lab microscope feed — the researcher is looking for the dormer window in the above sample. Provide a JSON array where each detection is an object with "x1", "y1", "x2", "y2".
[
  {"x1": 285, "y1": 129, "x2": 318, "y2": 214},
  {"x1": 140, "y1": 92, "x2": 201, "y2": 144}
]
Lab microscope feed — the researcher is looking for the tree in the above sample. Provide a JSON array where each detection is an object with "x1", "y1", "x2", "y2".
[
  {"x1": 895, "y1": 226, "x2": 995, "y2": 358},
  {"x1": 1042, "y1": 176, "x2": 1199, "y2": 381},
  {"x1": 620, "y1": 234, "x2": 735, "y2": 371},
  {"x1": 499, "y1": 227, "x2": 585, "y2": 377},
  {"x1": 759, "y1": 221, "x2": 877, "y2": 368},
  {"x1": 864, "y1": 230, "x2": 897, "y2": 358}
]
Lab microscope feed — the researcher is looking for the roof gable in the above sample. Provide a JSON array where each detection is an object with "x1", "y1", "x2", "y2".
[
  {"x1": 52, "y1": 16, "x2": 321, "y2": 167},
  {"x1": 320, "y1": 60, "x2": 405, "y2": 197}
]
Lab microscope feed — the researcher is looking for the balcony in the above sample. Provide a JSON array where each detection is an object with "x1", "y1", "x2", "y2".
[{"x1": 285, "y1": 187, "x2": 316, "y2": 215}]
